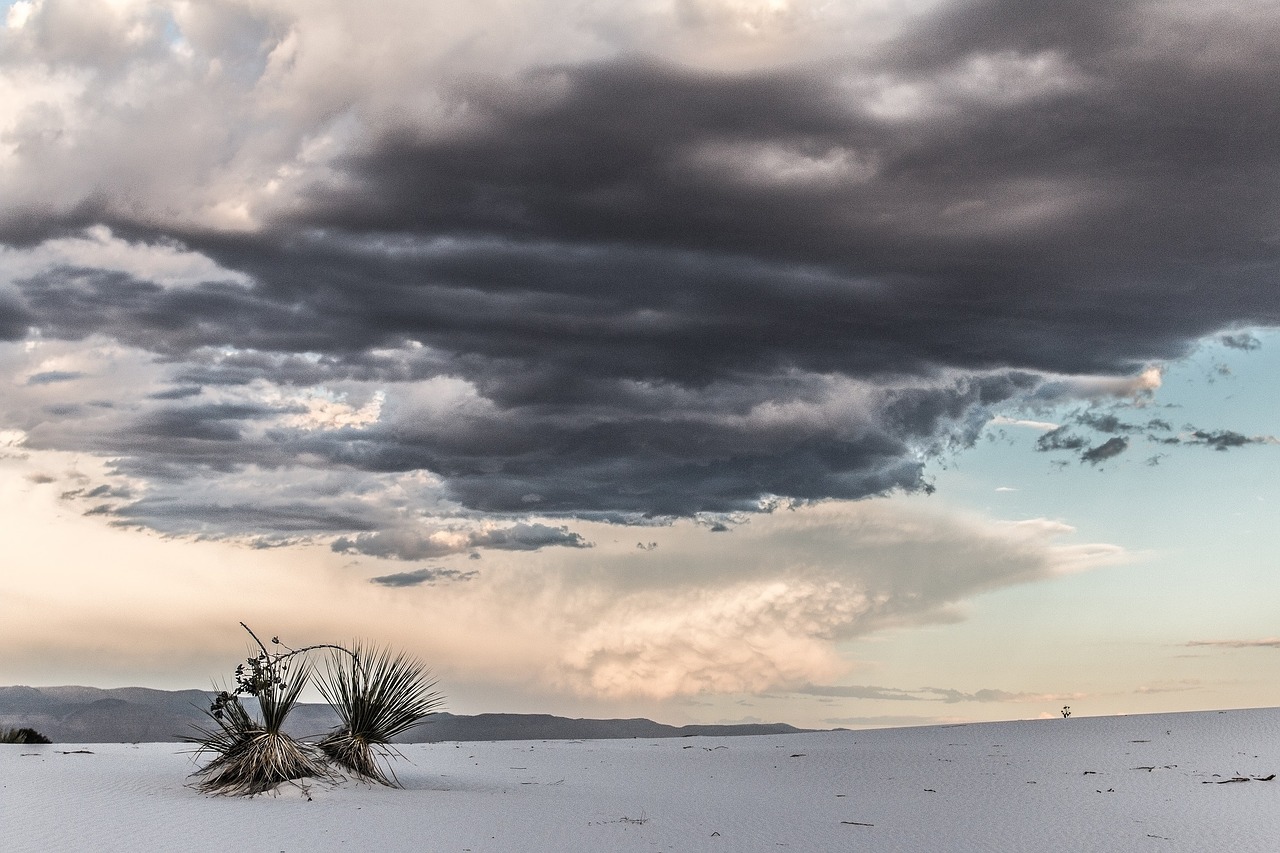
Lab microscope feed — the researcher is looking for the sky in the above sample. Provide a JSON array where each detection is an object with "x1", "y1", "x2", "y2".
[{"x1": 0, "y1": 0, "x2": 1277, "y2": 729}]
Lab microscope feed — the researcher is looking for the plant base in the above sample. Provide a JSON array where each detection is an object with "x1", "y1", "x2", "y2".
[{"x1": 193, "y1": 730, "x2": 330, "y2": 796}]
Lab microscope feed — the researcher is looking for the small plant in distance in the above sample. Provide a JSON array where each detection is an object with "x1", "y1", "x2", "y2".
[
  {"x1": 1, "y1": 727, "x2": 52, "y2": 744},
  {"x1": 187, "y1": 624, "x2": 335, "y2": 795},
  {"x1": 316, "y1": 641, "x2": 443, "y2": 786},
  {"x1": 1061, "y1": 705, "x2": 1072, "y2": 718}
]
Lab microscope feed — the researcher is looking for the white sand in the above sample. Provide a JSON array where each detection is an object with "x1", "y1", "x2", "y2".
[{"x1": 2, "y1": 707, "x2": 1277, "y2": 852}]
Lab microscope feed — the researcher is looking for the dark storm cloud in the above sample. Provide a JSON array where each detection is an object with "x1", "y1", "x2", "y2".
[
  {"x1": 15, "y1": 267, "x2": 339, "y2": 358},
  {"x1": 3, "y1": 0, "x2": 1280, "y2": 543},
  {"x1": 134, "y1": 403, "x2": 278, "y2": 442},
  {"x1": 283, "y1": 23, "x2": 1280, "y2": 377},
  {"x1": 0, "y1": 294, "x2": 34, "y2": 340},
  {"x1": 48, "y1": 361, "x2": 1012, "y2": 518}
]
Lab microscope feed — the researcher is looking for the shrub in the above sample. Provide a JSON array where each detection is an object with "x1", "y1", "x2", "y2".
[
  {"x1": 187, "y1": 623, "x2": 443, "y2": 794},
  {"x1": 1, "y1": 727, "x2": 52, "y2": 744},
  {"x1": 186, "y1": 625, "x2": 331, "y2": 795},
  {"x1": 316, "y1": 642, "x2": 442, "y2": 786},
  {"x1": 187, "y1": 689, "x2": 329, "y2": 796}
]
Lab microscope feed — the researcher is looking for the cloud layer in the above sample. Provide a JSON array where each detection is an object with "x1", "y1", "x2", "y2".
[
  {"x1": 0, "y1": 467, "x2": 1124, "y2": 701},
  {"x1": 1, "y1": 0, "x2": 1278, "y2": 548}
]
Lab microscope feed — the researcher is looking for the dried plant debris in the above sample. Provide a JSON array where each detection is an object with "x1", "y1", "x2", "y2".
[{"x1": 1205, "y1": 774, "x2": 1275, "y2": 784}]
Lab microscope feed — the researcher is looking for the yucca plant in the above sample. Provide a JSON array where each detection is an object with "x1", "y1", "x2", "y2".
[
  {"x1": 186, "y1": 625, "x2": 330, "y2": 795},
  {"x1": 316, "y1": 641, "x2": 443, "y2": 786},
  {"x1": 1, "y1": 727, "x2": 51, "y2": 744}
]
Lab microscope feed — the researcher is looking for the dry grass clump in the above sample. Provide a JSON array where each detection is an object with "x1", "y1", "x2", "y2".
[
  {"x1": 187, "y1": 623, "x2": 442, "y2": 795},
  {"x1": 316, "y1": 642, "x2": 442, "y2": 786}
]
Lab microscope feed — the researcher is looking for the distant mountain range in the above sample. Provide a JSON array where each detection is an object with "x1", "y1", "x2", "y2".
[{"x1": 0, "y1": 686, "x2": 809, "y2": 743}]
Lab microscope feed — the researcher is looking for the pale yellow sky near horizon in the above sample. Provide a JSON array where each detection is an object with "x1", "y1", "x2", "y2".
[{"x1": 3, "y1": 428, "x2": 1272, "y2": 731}]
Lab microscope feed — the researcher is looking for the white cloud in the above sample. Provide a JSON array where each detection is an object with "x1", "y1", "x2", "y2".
[
  {"x1": 277, "y1": 388, "x2": 385, "y2": 431},
  {"x1": 502, "y1": 501, "x2": 1123, "y2": 699},
  {"x1": 685, "y1": 141, "x2": 879, "y2": 187},
  {"x1": 855, "y1": 50, "x2": 1087, "y2": 121},
  {"x1": 6, "y1": 1, "x2": 35, "y2": 30},
  {"x1": 0, "y1": 226, "x2": 252, "y2": 289},
  {"x1": 1035, "y1": 367, "x2": 1163, "y2": 402},
  {"x1": 991, "y1": 415, "x2": 1059, "y2": 431},
  {"x1": 950, "y1": 50, "x2": 1086, "y2": 104}
]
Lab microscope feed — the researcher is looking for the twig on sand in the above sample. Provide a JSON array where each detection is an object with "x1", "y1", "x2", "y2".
[{"x1": 1210, "y1": 774, "x2": 1275, "y2": 784}]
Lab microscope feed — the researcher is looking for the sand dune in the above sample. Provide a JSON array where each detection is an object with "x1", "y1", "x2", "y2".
[{"x1": 3, "y1": 707, "x2": 1277, "y2": 852}]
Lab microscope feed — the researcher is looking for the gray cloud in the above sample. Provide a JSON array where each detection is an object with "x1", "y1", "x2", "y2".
[
  {"x1": 106, "y1": 501, "x2": 379, "y2": 536},
  {"x1": 147, "y1": 386, "x2": 203, "y2": 400},
  {"x1": 1185, "y1": 430, "x2": 1262, "y2": 451},
  {"x1": 1036, "y1": 427, "x2": 1087, "y2": 453},
  {"x1": 1080, "y1": 436, "x2": 1129, "y2": 465},
  {"x1": 369, "y1": 567, "x2": 479, "y2": 588},
  {"x1": 1, "y1": 0, "x2": 1279, "y2": 545},
  {"x1": 1030, "y1": 408, "x2": 1274, "y2": 467},
  {"x1": 333, "y1": 522, "x2": 590, "y2": 560},
  {"x1": 1073, "y1": 412, "x2": 1168, "y2": 435},
  {"x1": 1220, "y1": 332, "x2": 1262, "y2": 351},
  {"x1": 25, "y1": 370, "x2": 84, "y2": 385}
]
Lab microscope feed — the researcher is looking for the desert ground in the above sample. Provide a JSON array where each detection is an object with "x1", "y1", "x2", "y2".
[{"x1": 2, "y1": 707, "x2": 1277, "y2": 852}]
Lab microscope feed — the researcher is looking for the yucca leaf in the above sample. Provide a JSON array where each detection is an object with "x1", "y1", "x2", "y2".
[{"x1": 315, "y1": 642, "x2": 443, "y2": 785}]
